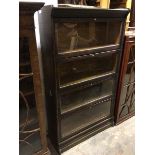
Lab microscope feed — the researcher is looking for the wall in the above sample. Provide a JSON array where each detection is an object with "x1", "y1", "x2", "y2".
[{"x1": 100, "y1": 0, "x2": 110, "y2": 8}]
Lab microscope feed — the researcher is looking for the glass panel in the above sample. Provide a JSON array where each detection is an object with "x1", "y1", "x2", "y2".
[
  {"x1": 128, "y1": 45, "x2": 135, "y2": 62},
  {"x1": 19, "y1": 36, "x2": 42, "y2": 155},
  {"x1": 20, "y1": 76, "x2": 34, "y2": 95},
  {"x1": 55, "y1": 21, "x2": 122, "y2": 53},
  {"x1": 119, "y1": 91, "x2": 135, "y2": 118},
  {"x1": 119, "y1": 105, "x2": 129, "y2": 118},
  {"x1": 130, "y1": 100, "x2": 135, "y2": 112},
  {"x1": 61, "y1": 100, "x2": 111, "y2": 137},
  {"x1": 123, "y1": 62, "x2": 135, "y2": 85},
  {"x1": 61, "y1": 80, "x2": 113, "y2": 113},
  {"x1": 19, "y1": 37, "x2": 30, "y2": 64},
  {"x1": 120, "y1": 83, "x2": 135, "y2": 106},
  {"x1": 59, "y1": 52, "x2": 117, "y2": 86}
]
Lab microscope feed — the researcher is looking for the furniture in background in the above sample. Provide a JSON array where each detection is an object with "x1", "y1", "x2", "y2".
[
  {"x1": 110, "y1": 0, "x2": 134, "y2": 30},
  {"x1": 19, "y1": 2, "x2": 48, "y2": 155},
  {"x1": 110, "y1": 0, "x2": 127, "y2": 8},
  {"x1": 37, "y1": 6, "x2": 129, "y2": 154},
  {"x1": 114, "y1": 28, "x2": 135, "y2": 124},
  {"x1": 129, "y1": 0, "x2": 135, "y2": 27},
  {"x1": 58, "y1": 0, "x2": 101, "y2": 7}
]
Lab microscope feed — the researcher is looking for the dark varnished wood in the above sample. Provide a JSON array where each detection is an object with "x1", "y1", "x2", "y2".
[
  {"x1": 51, "y1": 7, "x2": 129, "y2": 18},
  {"x1": 19, "y1": 2, "x2": 47, "y2": 154},
  {"x1": 114, "y1": 29, "x2": 135, "y2": 125},
  {"x1": 37, "y1": 6, "x2": 129, "y2": 154}
]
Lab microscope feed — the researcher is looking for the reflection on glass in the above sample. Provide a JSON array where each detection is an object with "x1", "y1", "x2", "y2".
[
  {"x1": 123, "y1": 62, "x2": 135, "y2": 85},
  {"x1": 61, "y1": 100, "x2": 111, "y2": 137},
  {"x1": 128, "y1": 45, "x2": 135, "y2": 62},
  {"x1": 61, "y1": 80, "x2": 113, "y2": 113},
  {"x1": 120, "y1": 83, "x2": 135, "y2": 106},
  {"x1": 119, "y1": 83, "x2": 135, "y2": 118},
  {"x1": 59, "y1": 53, "x2": 117, "y2": 86},
  {"x1": 119, "y1": 105, "x2": 128, "y2": 118},
  {"x1": 55, "y1": 21, "x2": 122, "y2": 52}
]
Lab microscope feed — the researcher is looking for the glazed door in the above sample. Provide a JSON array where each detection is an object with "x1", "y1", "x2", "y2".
[
  {"x1": 61, "y1": 98, "x2": 112, "y2": 138},
  {"x1": 58, "y1": 51, "x2": 119, "y2": 86},
  {"x1": 55, "y1": 20, "x2": 122, "y2": 53}
]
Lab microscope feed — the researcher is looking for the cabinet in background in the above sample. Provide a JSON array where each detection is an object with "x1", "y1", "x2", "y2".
[
  {"x1": 19, "y1": 2, "x2": 48, "y2": 155},
  {"x1": 115, "y1": 28, "x2": 135, "y2": 124}
]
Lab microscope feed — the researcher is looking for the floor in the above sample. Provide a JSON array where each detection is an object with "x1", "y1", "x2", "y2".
[
  {"x1": 62, "y1": 117, "x2": 135, "y2": 155},
  {"x1": 19, "y1": 117, "x2": 134, "y2": 155}
]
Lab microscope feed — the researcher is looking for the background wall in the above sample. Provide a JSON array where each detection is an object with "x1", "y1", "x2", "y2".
[{"x1": 100, "y1": 0, "x2": 110, "y2": 8}]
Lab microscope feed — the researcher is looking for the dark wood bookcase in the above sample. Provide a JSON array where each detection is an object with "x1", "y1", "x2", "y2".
[
  {"x1": 114, "y1": 28, "x2": 135, "y2": 124},
  {"x1": 37, "y1": 6, "x2": 129, "y2": 154}
]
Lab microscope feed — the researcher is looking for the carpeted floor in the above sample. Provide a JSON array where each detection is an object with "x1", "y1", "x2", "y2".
[{"x1": 62, "y1": 117, "x2": 135, "y2": 155}]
